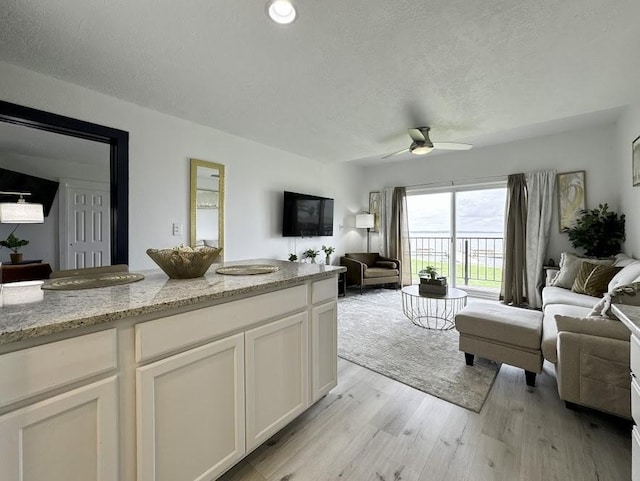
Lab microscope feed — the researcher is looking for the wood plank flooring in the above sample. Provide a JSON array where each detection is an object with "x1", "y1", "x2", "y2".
[{"x1": 220, "y1": 359, "x2": 631, "y2": 481}]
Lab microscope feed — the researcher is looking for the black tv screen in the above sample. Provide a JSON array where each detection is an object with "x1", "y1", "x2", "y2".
[{"x1": 282, "y1": 191, "x2": 334, "y2": 237}]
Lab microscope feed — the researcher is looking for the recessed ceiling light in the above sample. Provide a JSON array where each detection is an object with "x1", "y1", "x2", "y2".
[{"x1": 266, "y1": 0, "x2": 296, "y2": 25}]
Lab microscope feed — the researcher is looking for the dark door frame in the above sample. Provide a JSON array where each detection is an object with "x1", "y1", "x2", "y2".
[{"x1": 0, "y1": 100, "x2": 129, "y2": 265}]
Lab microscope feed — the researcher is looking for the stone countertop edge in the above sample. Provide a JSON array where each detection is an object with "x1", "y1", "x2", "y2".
[
  {"x1": 0, "y1": 260, "x2": 346, "y2": 346},
  {"x1": 611, "y1": 304, "x2": 640, "y2": 338}
]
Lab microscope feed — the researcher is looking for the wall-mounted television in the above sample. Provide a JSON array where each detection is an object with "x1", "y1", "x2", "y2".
[{"x1": 282, "y1": 191, "x2": 334, "y2": 237}]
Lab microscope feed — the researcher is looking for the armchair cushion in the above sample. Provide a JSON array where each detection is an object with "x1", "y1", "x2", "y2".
[{"x1": 375, "y1": 261, "x2": 397, "y2": 269}]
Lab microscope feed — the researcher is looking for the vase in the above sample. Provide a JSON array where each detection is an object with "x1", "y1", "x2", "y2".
[
  {"x1": 311, "y1": 257, "x2": 316, "y2": 264},
  {"x1": 325, "y1": 254, "x2": 331, "y2": 265},
  {"x1": 10, "y1": 253, "x2": 23, "y2": 264}
]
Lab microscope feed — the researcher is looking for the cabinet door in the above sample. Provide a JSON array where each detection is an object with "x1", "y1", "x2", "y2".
[
  {"x1": 137, "y1": 333, "x2": 245, "y2": 481},
  {"x1": 0, "y1": 376, "x2": 118, "y2": 481},
  {"x1": 311, "y1": 301, "x2": 338, "y2": 402},
  {"x1": 245, "y1": 312, "x2": 309, "y2": 451}
]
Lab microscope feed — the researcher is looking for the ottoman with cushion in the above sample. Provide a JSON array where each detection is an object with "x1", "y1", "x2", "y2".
[{"x1": 455, "y1": 303, "x2": 544, "y2": 386}]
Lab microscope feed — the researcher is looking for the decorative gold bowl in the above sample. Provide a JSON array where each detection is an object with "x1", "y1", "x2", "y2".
[{"x1": 146, "y1": 246, "x2": 222, "y2": 279}]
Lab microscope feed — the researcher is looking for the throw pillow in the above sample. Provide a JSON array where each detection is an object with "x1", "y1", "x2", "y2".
[
  {"x1": 375, "y1": 261, "x2": 396, "y2": 269},
  {"x1": 571, "y1": 262, "x2": 622, "y2": 297},
  {"x1": 607, "y1": 260, "x2": 640, "y2": 293},
  {"x1": 551, "y1": 253, "x2": 614, "y2": 289}
]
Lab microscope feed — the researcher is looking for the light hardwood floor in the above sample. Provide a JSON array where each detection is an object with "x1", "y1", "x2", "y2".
[{"x1": 220, "y1": 359, "x2": 631, "y2": 481}]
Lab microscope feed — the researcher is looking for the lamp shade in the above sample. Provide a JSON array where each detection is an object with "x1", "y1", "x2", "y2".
[
  {"x1": 0, "y1": 202, "x2": 44, "y2": 223},
  {"x1": 355, "y1": 213, "x2": 375, "y2": 229}
]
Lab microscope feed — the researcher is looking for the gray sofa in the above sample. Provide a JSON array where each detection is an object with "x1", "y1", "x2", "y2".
[{"x1": 541, "y1": 253, "x2": 640, "y2": 418}]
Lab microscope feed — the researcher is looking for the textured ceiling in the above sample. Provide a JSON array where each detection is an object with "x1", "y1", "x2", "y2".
[{"x1": 1, "y1": 0, "x2": 639, "y2": 164}]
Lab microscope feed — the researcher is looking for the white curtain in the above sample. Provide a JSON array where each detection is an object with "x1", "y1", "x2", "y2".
[{"x1": 525, "y1": 170, "x2": 556, "y2": 308}]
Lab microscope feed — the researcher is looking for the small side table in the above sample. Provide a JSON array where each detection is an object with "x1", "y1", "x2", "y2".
[{"x1": 401, "y1": 285, "x2": 467, "y2": 330}]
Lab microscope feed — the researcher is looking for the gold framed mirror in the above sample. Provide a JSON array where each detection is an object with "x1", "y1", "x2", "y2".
[{"x1": 190, "y1": 159, "x2": 224, "y2": 256}]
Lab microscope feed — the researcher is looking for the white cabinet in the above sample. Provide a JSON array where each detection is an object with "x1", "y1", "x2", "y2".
[
  {"x1": 0, "y1": 376, "x2": 118, "y2": 481},
  {"x1": 311, "y1": 301, "x2": 338, "y2": 402},
  {"x1": 245, "y1": 312, "x2": 309, "y2": 451},
  {"x1": 136, "y1": 333, "x2": 245, "y2": 481}
]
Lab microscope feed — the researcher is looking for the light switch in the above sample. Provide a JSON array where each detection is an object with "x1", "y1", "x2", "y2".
[{"x1": 172, "y1": 223, "x2": 183, "y2": 236}]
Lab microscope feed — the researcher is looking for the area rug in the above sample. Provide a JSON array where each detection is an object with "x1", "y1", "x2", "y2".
[{"x1": 338, "y1": 289, "x2": 500, "y2": 412}]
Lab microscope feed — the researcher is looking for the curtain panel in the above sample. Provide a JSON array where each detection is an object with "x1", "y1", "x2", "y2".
[
  {"x1": 389, "y1": 187, "x2": 412, "y2": 286},
  {"x1": 525, "y1": 170, "x2": 556, "y2": 308},
  {"x1": 501, "y1": 173, "x2": 528, "y2": 306}
]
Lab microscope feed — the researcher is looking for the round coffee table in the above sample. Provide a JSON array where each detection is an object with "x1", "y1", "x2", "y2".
[{"x1": 401, "y1": 285, "x2": 468, "y2": 330}]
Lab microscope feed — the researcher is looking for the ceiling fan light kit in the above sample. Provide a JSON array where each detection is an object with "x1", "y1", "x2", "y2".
[
  {"x1": 266, "y1": 0, "x2": 296, "y2": 24},
  {"x1": 382, "y1": 126, "x2": 472, "y2": 159}
]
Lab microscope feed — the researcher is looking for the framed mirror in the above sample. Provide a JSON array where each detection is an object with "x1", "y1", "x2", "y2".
[
  {"x1": 0, "y1": 100, "x2": 129, "y2": 267},
  {"x1": 190, "y1": 158, "x2": 224, "y2": 255}
]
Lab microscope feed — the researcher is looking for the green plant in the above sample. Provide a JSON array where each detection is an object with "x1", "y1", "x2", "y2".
[
  {"x1": 288, "y1": 253, "x2": 298, "y2": 262},
  {"x1": 303, "y1": 248, "x2": 320, "y2": 262},
  {"x1": 563, "y1": 203, "x2": 625, "y2": 257},
  {"x1": 419, "y1": 266, "x2": 438, "y2": 279},
  {"x1": 0, "y1": 233, "x2": 29, "y2": 253},
  {"x1": 321, "y1": 245, "x2": 335, "y2": 255}
]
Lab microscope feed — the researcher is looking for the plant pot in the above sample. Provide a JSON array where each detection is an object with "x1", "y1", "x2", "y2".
[{"x1": 10, "y1": 253, "x2": 23, "y2": 264}]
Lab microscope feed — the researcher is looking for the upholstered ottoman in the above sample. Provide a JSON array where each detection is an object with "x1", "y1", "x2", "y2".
[{"x1": 455, "y1": 304, "x2": 544, "y2": 386}]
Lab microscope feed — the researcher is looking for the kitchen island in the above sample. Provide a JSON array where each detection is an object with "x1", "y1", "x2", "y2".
[{"x1": 0, "y1": 260, "x2": 345, "y2": 481}]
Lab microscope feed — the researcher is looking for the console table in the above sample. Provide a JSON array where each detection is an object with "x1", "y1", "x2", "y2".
[{"x1": 1, "y1": 262, "x2": 52, "y2": 283}]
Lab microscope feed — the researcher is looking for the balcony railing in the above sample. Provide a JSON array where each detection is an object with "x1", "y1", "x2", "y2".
[{"x1": 409, "y1": 236, "x2": 504, "y2": 290}]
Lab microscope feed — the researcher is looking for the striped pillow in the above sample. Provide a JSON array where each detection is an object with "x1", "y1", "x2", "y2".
[{"x1": 572, "y1": 262, "x2": 623, "y2": 297}]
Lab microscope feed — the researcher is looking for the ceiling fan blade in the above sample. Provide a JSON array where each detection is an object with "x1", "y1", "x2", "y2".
[
  {"x1": 432, "y1": 142, "x2": 472, "y2": 151},
  {"x1": 381, "y1": 148, "x2": 410, "y2": 159},
  {"x1": 408, "y1": 128, "x2": 426, "y2": 143}
]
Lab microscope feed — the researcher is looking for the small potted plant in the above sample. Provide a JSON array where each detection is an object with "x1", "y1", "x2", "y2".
[
  {"x1": 419, "y1": 266, "x2": 438, "y2": 280},
  {"x1": 303, "y1": 248, "x2": 320, "y2": 264},
  {"x1": 321, "y1": 245, "x2": 335, "y2": 265},
  {"x1": 0, "y1": 232, "x2": 29, "y2": 264},
  {"x1": 288, "y1": 253, "x2": 298, "y2": 262}
]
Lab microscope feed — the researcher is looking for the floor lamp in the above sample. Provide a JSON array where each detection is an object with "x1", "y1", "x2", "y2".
[{"x1": 355, "y1": 213, "x2": 375, "y2": 253}]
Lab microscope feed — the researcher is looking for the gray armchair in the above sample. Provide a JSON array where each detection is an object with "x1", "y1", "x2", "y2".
[{"x1": 340, "y1": 252, "x2": 401, "y2": 294}]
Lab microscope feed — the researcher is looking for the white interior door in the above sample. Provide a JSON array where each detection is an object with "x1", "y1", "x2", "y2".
[{"x1": 60, "y1": 179, "x2": 110, "y2": 269}]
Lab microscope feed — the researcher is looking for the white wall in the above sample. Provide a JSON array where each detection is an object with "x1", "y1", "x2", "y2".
[
  {"x1": 615, "y1": 102, "x2": 640, "y2": 257},
  {"x1": 363, "y1": 123, "x2": 620, "y2": 262},
  {"x1": 0, "y1": 62, "x2": 367, "y2": 269}
]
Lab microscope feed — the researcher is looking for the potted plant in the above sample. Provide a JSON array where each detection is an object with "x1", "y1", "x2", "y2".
[
  {"x1": 303, "y1": 248, "x2": 320, "y2": 264},
  {"x1": 321, "y1": 245, "x2": 335, "y2": 265},
  {"x1": 419, "y1": 266, "x2": 438, "y2": 280},
  {"x1": 288, "y1": 253, "x2": 298, "y2": 262},
  {"x1": 0, "y1": 233, "x2": 29, "y2": 264},
  {"x1": 563, "y1": 203, "x2": 625, "y2": 257}
]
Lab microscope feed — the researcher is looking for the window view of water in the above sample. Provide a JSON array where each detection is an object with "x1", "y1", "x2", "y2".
[{"x1": 407, "y1": 188, "x2": 507, "y2": 292}]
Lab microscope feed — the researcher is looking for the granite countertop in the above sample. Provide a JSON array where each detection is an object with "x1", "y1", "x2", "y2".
[
  {"x1": 611, "y1": 304, "x2": 640, "y2": 337},
  {"x1": 0, "y1": 259, "x2": 345, "y2": 345}
]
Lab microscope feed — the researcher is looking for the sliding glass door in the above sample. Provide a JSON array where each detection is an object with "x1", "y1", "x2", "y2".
[{"x1": 407, "y1": 185, "x2": 507, "y2": 296}]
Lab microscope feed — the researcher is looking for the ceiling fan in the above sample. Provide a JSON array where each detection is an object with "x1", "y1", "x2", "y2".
[{"x1": 382, "y1": 127, "x2": 472, "y2": 159}]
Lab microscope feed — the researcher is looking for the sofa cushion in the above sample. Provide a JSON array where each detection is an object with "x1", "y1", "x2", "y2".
[
  {"x1": 608, "y1": 260, "x2": 640, "y2": 292},
  {"x1": 551, "y1": 253, "x2": 614, "y2": 289},
  {"x1": 542, "y1": 304, "x2": 592, "y2": 363},
  {"x1": 363, "y1": 267, "x2": 399, "y2": 278},
  {"x1": 455, "y1": 303, "x2": 542, "y2": 350},
  {"x1": 614, "y1": 253, "x2": 637, "y2": 267},
  {"x1": 571, "y1": 262, "x2": 622, "y2": 297},
  {"x1": 542, "y1": 286, "x2": 599, "y2": 309},
  {"x1": 555, "y1": 314, "x2": 630, "y2": 341}
]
